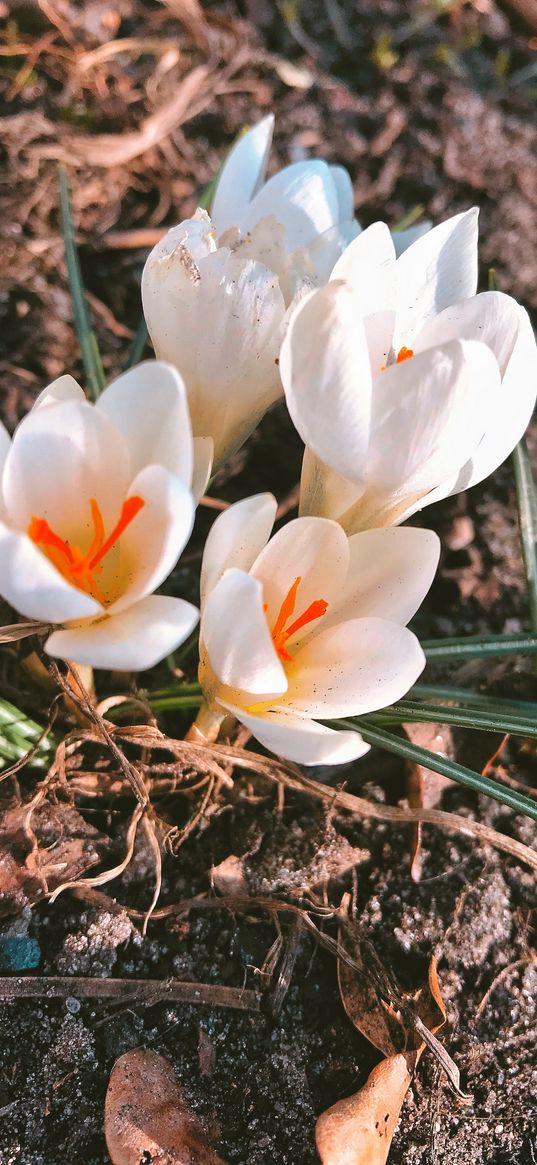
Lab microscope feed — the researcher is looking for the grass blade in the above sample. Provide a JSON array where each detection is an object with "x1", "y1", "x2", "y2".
[
  {"x1": 411, "y1": 683, "x2": 537, "y2": 716},
  {"x1": 338, "y1": 718, "x2": 537, "y2": 821},
  {"x1": 422, "y1": 631, "x2": 537, "y2": 660},
  {"x1": 512, "y1": 435, "x2": 537, "y2": 632},
  {"x1": 370, "y1": 698, "x2": 537, "y2": 739},
  {"x1": 124, "y1": 317, "x2": 148, "y2": 370},
  {"x1": 58, "y1": 165, "x2": 106, "y2": 401}
]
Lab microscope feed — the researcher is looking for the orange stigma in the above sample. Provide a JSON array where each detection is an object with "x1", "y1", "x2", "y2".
[
  {"x1": 395, "y1": 345, "x2": 414, "y2": 363},
  {"x1": 270, "y1": 576, "x2": 328, "y2": 662},
  {"x1": 28, "y1": 495, "x2": 144, "y2": 604}
]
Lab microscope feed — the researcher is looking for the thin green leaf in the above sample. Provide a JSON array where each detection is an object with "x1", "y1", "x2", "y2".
[
  {"x1": 423, "y1": 631, "x2": 537, "y2": 660},
  {"x1": 392, "y1": 204, "x2": 425, "y2": 231},
  {"x1": 338, "y1": 718, "x2": 537, "y2": 822},
  {"x1": 370, "y1": 698, "x2": 537, "y2": 739},
  {"x1": 411, "y1": 683, "x2": 537, "y2": 717},
  {"x1": 124, "y1": 317, "x2": 148, "y2": 370},
  {"x1": 0, "y1": 698, "x2": 54, "y2": 769},
  {"x1": 58, "y1": 165, "x2": 106, "y2": 400},
  {"x1": 512, "y1": 435, "x2": 537, "y2": 633}
]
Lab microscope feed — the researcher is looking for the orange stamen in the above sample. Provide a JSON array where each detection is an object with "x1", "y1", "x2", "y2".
[
  {"x1": 28, "y1": 495, "x2": 145, "y2": 605},
  {"x1": 395, "y1": 345, "x2": 414, "y2": 363},
  {"x1": 270, "y1": 576, "x2": 328, "y2": 662}
]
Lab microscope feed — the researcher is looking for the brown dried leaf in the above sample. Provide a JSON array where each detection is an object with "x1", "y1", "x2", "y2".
[
  {"x1": 315, "y1": 1053, "x2": 413, "y2": 1165},
  {"x1": 105, "y1": 1049, "x2": 227, "y2": 1165},
  {"x1": 0, "y1": 796, "x2": 108, "y2": 919},
  {"x1": 404, "y1": 722, "x2": 453, "y2": 881},
  {"x1": 0, "y1": 621, "x2": 50, "y2": 643}
]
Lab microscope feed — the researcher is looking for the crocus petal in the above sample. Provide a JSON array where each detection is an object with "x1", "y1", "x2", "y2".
[
  {"x1": 413, "y1": 293, "x2": 537, "y2": 492},
  {"x1": 0, "y1": 421, "x2": 10, "y2": 479},
  {"x1": 143, "y1": 245, "x2": 285, "y2": 470},
  {"x1": 3, "y1": 399, "x2": 130, "y2": 533},
  {"x1": 202, "y1": 569, "x2": 287, "y2": 697},
  {"x1": 281, "y1": 281, "x2": 372, "y2": 484},
  {"x1": 329, "y1": 164, "x2": 355, "y2": 220},
  {"x1": 104, "y1": 465, "x2": 194, "y2": 615},
  {"x1": 242, "y1": 161, "x2": 341, "y2": 250},
  {"x1": 329, "y1": 221, "x2": 397, "y2": 368},
  {"x1": 0, "y1": 521, "x2": 101, "y2": 623},
  {"x1": 391, "y1": 221, "x2": 431, "y2": 257},
  {"x1": 290, "y1": 221, "x2": 361, "y2": 289},
  {"x1": 250, "y1": 515, "x2": 349, "y2": 638},
  {"x1": 96, "y1": 361, "x2": 193, "y2": 488},
  {"x1": 192, "y1": 437, "x2": 214, "y2": 502},
  {"x1": 299, "y1": 448, "x2": 364, "y2": 522},
  {"x1": 220, "y1": 701, "x2": 369, "y2": 766},
  {"x1": 367, "y1": 339, "x2": 499, "y2": 498},
  {"x1": 210, "y1": 115, "x2": 274, "y2": 234},
  {"x1": 284, "y1": 618, "x2": 425, "y2": 716},
  {"x1": 32, "y1": 374, "x2": 86, "y2": 410},
  {"x1": 325, "y1": 527, "x2": 440, "y2": 628},
  {"x1": 200, "y1": 493, "x2": 277, "y2": 606},
  {"x1": 393, "y1": 207, "x2": 479, "y2": 348},
  {"x1": 45, "y1": 594, "x2": 199, "y2": 671}
]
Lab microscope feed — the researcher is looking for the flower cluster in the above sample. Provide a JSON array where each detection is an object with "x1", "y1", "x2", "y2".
[{"x1": 2, "y1": 118, "x2": 536, "y2": 766}]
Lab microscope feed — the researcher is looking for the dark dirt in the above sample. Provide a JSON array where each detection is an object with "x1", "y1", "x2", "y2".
[{"x1": 1, "y1": 1, "x2": 537, "y2": 1162}]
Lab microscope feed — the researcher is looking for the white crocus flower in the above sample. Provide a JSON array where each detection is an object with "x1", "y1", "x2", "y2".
[
  {"x1": 141, "y1": 117, "x2": 360, "y2": 480},
  {"x1": 191, "y1": 494, "x2": 440, "y2": 766},
  {"x1": 281, "y1": 212, "x2": 537, "y2": 533},
  {"x1": 0, "y1": 363, "x2": 199, "y2": 670}
]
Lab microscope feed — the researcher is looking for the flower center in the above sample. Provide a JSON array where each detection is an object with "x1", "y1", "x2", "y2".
[
  {"x1": 380, "y1": 345, "x2": 414, "y2": 372},
  {"x1": 28, "y1": 495, "x2": 144, "y2": 605},
  {"x1": 268, "y1": 575, "x2": 328, "y2": 662},
  {"x1": 395, "y1": 345, "x2": 414, "y2": 363}
]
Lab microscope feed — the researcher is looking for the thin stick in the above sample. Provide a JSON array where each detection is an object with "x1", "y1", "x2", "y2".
[{"x1": 0, "y1": 975, "x2": 259, "y2": 1011}]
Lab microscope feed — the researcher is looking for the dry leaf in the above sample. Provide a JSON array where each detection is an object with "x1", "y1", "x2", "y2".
[
  {"x1": 105, "y1": 1048, "x2": 228, "y2": 1165},
  {"x1": 404, "y1": 722, "x2": 453, "y2": 881},
  {"x1": 0, "y1": 621, "x2": 50, "y2": 643},
  {"x1": 315, "y1": 1053, "x2": 412, "y2": 1165},
  {"x1": 0, "y1": 796, "x2": 108, "y2": 919},
  {"x1": 322, "y1": 914, "x2": 453, "y2": 1165}
]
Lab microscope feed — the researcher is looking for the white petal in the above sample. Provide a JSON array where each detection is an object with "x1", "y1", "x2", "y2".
[
  {"x1": 290, "y1": 220, "x2": 361, "y2": 288},
  {"x1": 96, "y1": 361, "x2": 193, "y2": 488},
  {"x1": 250, "y1": 515, "x2": 349, "y2": 643},
  {"x1": 143, "y1": 245, "x2": 285, "y2": 469},
  {"x1": 202, "y1": 569, "x2": 287, "y2": 697},
  {"x1": 200, "y1": 493, "x2": 277, "y2": 606},
  {"x1": 106, "y1": 466, "x2": 195, "y2": 615},
  {"x1": 3, "y1": 399, "x2": 129, "y2": 534},
  {"x1": 220, "y1": 701, "x2": 369, "y2": 766},
  {"x1": 0, "y1": 421, "x2": 10, "y2": 481},
  {"x1": 330, "y1": 221, "x2": 396, "y2": 368},
  {"x1": 191, "y1": 437, "x2": 214, "y2": 502},
  {"x1": 326, "y1": 527, "x2": 440, "y2": 628},
  {"x1": 210, "y1": 115, "x2": 274, "y2": 234},
  {"x1": 45, "y1": 594, "x2": 199, "y2": 671},
  {"x1": 391, "y1": 221, "x2": 431, "y2": 257},
  {"x1": 281, "y1": 281, "x2": 372, "y2": 484},
  {"x1": 32, "y1": 374, "x2": 86, "y2": 410},
  {"x1": 242, "y1": 161, "x2": 341, "y2": 250},
  {"x1": 285, "y1": 618, "x2": 425, "y2": 716},
  {"x1": 367, "y1": 339, "x2": 499, "y2": 499},
  {"x1": 394, "y1": 207, "x2": 479, "y2": 348},
  {"x1": 413, "y1": 290, "x2": 521, "y2": 372},
  {"x1": 329, "y1": 164, "x2": 355, "y2": 221},
  {"x1": 299, "y1": 448, "x2": 365, "y2": 522},
  {"x1": 0, "y1": 522, "x2": 101, "y2": 623}
]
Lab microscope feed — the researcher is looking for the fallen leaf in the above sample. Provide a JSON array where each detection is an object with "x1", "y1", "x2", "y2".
[
  {"x1": 105, "y1": 1048, "x2": 228, "y2": 1165},
  {"x1": 404, "y1": 722, "x2": 453, "y2": 881},
  {"x1": 321, "y1": 909, "x2": 454, "y2": 1165},
  {"x1": 0, "y1": 795, "x2": 108, "y2": 919},
  {"x1": 0, "y1": 621, "x2": 50, "y2": 643},
  {"x1": 315, "y1": 1053, "x2": 412, "y2": 1165}
]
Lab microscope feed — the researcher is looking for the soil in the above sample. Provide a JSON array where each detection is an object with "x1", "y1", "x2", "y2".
[{"x1": 0, "y1": 1, "x2": 537, "y2": 1163}]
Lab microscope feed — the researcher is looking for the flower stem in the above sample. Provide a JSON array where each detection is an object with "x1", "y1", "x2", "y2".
[{"x1": 185, "y1": 701, "x2": 225, "y2": 744}]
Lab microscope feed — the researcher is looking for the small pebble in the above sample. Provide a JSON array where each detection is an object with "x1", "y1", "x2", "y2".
[{"x1": 66, "y1": 996, "x2": 81, "y2": 1015}]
